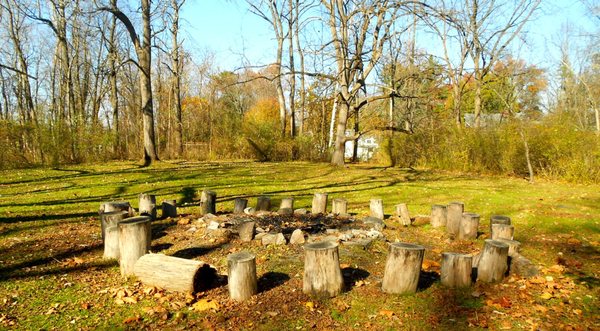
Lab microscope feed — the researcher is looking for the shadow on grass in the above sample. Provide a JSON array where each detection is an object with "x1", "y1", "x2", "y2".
[
  {"x1": 342, "y1": 267, "x2": 370, "y2": 291},
  {"x1": 258, "y1": 272, "x2": 291, "y2": 293},
  {"x1": 418, "y1": 270, "x2": 440, "y2": 291},
  {"x1": 0, "y1": 211, "x2": 97, "y2": 224}
]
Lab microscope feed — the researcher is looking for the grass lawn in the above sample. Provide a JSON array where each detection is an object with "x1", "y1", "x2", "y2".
[{"x1": 0, "y1": 161, "x2": 598, "y2": 330}]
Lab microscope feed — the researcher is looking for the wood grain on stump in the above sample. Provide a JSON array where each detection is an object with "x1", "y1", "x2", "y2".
[
  {"x1": 161, "y1": 200, "x2": 177, "y2": 218},
  {"x1": 227, "y1": 251, "x2": 257, "y2": 301},
  {"x1": 233, "y1": 198, "x2": 248, "y2": 214},
  {"x1": 477, "y1": 239, "x2": 509, "y2": 283},
  {"x1": 311, "y1": 193, "x2": 328, "y2": 214},
  {"x1": 99, "y1": 201, "x2": 134, "y2": 217},
  {"x1": 458, "y1": 213, "x2": 480, "y2": 240},
  {"x1": 280, "y1": 197, "x2": 294, "y2": 210},
  {"x1": 201, "y1": 190, "x2": 217, "y2": 215},
  {"x1": 395, "y1": 203, "x2": 411, "y2": 226},
  {"x1": 446, "y1": 202, "x2": 464, "y2": 236},
  {"x1": 303, "y1": 241, "x2": 343, "y2": 298},
  {"x1": 370, "y1": 199, "x2": 384, "y2": 220},
  {"x1": 381, "y1": 242, "x2": 425, "y2": 294},
  {"x1": 491, "y1": 224, "x2": 514, "y2": 240},
  {"x1": 431, "y1": 204, "x2": 447, "y2": 228},
  {"x1": 139, "y1": 194, "x2": 157, "y2": 220},
  {"x1": 441, "y1": 252, "x2": 473, "y2": 288},
  {"x1": 134, "y1": 254, "x2": 216, "y2": 293},
  {"x1": 119, "y1": 216, "x2": 152, "y2": 277},
  {"x1": 237, "y1": 221, "x2": 255, "y2": 242},
  {"x1": 496, "y1": 239, "x2": 521, "y2": 257},
  {"x1": 332, "y1": 198, "x2": 348, "y2": 215},
  {"x1": 102, "y1": 211, "x2": 128, "y2": 259},
  {"x1": 256, "y1": 196, "x2": 271, "y2": 211},
  {"x1": 490, "y1": 215, "x2": 511, "y2": 233}
]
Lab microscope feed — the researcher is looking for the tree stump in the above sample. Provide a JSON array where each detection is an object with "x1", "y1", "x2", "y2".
[
  {"x1": 395, "y1": 203, "x2": 411, "y2": 226},
  {"x1": 430, "y1": 204, "x2": 447, "y2": 228},
  {"x1": 477, "y1": 239, "x2": 509, "y2": 283},
  {"x1": 139, "y1": 194, "x2": 157, "y2": 220},
  {"x1": 227, "y1": 251, "x2": 257, "y2": 301},
  {"x1": 441, "y1": 252, "x2": 473, "y2": 288},
  {"x1": 458, "y1": 213, "x2": 479, "y2": 240},
  {"x1": 134, "y1": 254, "x2": 216, "y2": 293},
  {"x1": 256, "y1": 196, "x2": 271, "y2": 211},
  {"x1": 201, "y1": 190, "x2": 217, "y2": 215},
  {"x1": 311, "y1": 193, "x2": 328, "y2": 214},
  {"x1": 490, "y1": 215, "x2": 511, "y2": 233},
  {"x1": 491, "y1": 224, "x2": 514, "y2": 240},
  {"x1": 233, "y1": 198, "x2": 248, "y2": 214},
  {"x1": 370, "y1": 199, "x2": 384, "y2": 220},
  {"x1": 161, "y1": 200, "x2": 177, "y2": 218},
  {"x1": 446, "y1": 202, "x2": 464, "y2": 236},
  {"x1": 280, "y1": 197, "x2": 294, "y2": 210},
  {"x1": 99, "y1": 201, "x2": 134, "y2": 217},
  {"x1": 303, "y1": 241, "x2": 343, "y2": 298},
  {"x1": 237, "y1": 221, "x2": 255, "y2": 242},
  {"x1": 381, "y1": 242, "x2": 425, "y2": 294},
  {"x1": 102, "y1": 211, "x2": 128, "y2": 259},
  {"x1": 119, "y1": 216, "x2": 152, "y2": 277},
  {"x1": 496, "y1": 239, "x2": 521, "y2": 257},
  {"x1": 332, "y1": 198, "x2": 348, "y2": 215}
]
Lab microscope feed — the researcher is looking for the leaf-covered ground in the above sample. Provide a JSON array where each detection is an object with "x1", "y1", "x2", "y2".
[{"x1": 0, "y1": 161, "x2": 598, "y2": 330}]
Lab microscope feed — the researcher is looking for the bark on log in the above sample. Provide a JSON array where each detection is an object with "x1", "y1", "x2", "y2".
[
  {"x1": 227, "y1": 251, "x2": 257, "y2": 301},
  {"x1": 491, "y1": 224, "x2": 514, "y2": 240},
  {"x1": 102, "y1": 211, "x2": 128, "y2": 259},
  {"x1": 477, "y1": 239, "x2": 509, "y2": 283},
  {"x1": 370, "y1": 199, "x2": 384, "y2": 220},
  {"x1": 133, "y1": 253, "x2": 216, "y2": 293},
  {"x1": 256, "y1": 196, "x2": 271, "y2": 211},
  {"x1": 490, "y1": 215, "x2": 511, "y2": 233},
  {"x1": 381, "y1": 242, "x2": 425, "y2": 294},
  {"x1": 311, "y1": 193, "x2": 328, "y2": 214},
  {"x1": 458, "y1": 213, "x2": 480, "y2": 240},
  {"x1": 303, "y1": 241, "x2": 343, "y2": 298},
  {"x1": 280, "y1": 197, "x2": 294, "y2": 210},
  {"x1": 119, "y1": 216, "x2": 152, "y2": 277},
  {"x1": 139, "y1": 194, "x2": 157, "y2": 219},
  {"x1": 446, "y1": 202, "x2": 464, "y2": 236},
  {"x1": 161, "y1": 200, "x2": 177, "y2": 218},
  {"x1": 99, "y1": 201, "x2": 134, "y2": 217},
  {"x1": 395, "y1": 203, "x2": 411, "y2": 226},
  {"x1": 233, "y1": 198, "x2": 248, "y2": 214},
  {"x1": 237, "y1": 221, "x2": 255, "y2": 242},
  {"x1": 332, "y1": 198, "x2": 348, "y2": 215},
  {"x1": 441, "y1": 252, "x2": 473, "y2": 288},
  {"x1": 431, "y1": 204, "x2": 447, "y2": 228},
  {"x1": 201, "y1": 190, "x2": 217, "y2": 215},
  {"x1": 496, "y1": 239, "x2": 521, "y2": 257}
]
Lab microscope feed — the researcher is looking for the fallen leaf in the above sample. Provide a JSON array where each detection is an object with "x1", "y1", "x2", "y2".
[
  {"x1": 122, "y1": 297, "x2": 138, "y2": 304},
  {"x1": 422, "y1": 259, "x2": 440, "y2": 270},
  {"x1": 305, "y1": 301, "x2": 315, "y2": 311},
  {"x1": 540, "y1": 292, "x2": 553, "y2": 300},
  {"x1": 379, "y1": 310, "x2": 395, "y2": 318},
  {"x1": 192, "y1": 299, "x2": 219, "y2": 312},
  {"x1": 566, "y1": 238, "x2": 581, "y2": 246},
  {"x1": 265, "y1": 311, "x2": 278, "y2": 317},
  {"x1": 123, "y1": 316, "x2": 141, "y2": 324}
]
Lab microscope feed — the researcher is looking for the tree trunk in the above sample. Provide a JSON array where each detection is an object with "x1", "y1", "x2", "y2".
[
  {"x1": 496, "y1": 239, "x2": 521, "y2": 257},
  {"x1": 369, "y1": 199, "x2": 384, "y2": 220},
  {"x1": 227, "y1": 251, "x2": 257, "y2": 301},
  {"x1": 477, "y1": 239, "x2": 509, "y2": 283},
  {"x1": 237, "y1": 221, "x2": 255, "y2": 242},
  {"x1": 279, "y1": 197, "x2": 294, "y2": 210},
  {"x1": 256, "y1": 196, "x2": 271, "y2": 211},
  {"x1": 330, "y1": 102, "x2": 349, "y2": 166},
  {"x1": 139, "y1": 193, "x2": 157, "y2": 219},
  {"x1": 161, "y1": 199, "x2": 177, "y2": 218},
  {"x1": 395, "y1": 203, "x2": 411, "y2": 226},
  {"x1": 311, "y1": 193, "x2": 328, "y2": 214},
  {"x1": 99, "y1": 201, "x2": 134, "y2": 216},
  {"x1": 491, "y1": 224, "x2": 514, "y2": 240},
  {"x1": 200, "y1": 190, "x2": 217, "y2": 215},
  {"x1": 118, "y1": 216, "x2": 152, "y2": 276},
  {"x1": 134, "y1": 253, "x2": 216, "y2": 293},
  {"x1": 303, "y1": 241, "x2": 343, "y2": 298},
  {"x1": 430, "y1": 204, "x2": 447, "y2": 228},
  {"x1": 233, "y1": 198, "x2": 248, "y2": 214},
  {"x1": 458, "y1": 213, "x2": 479, "y2": 240},
  {"x1": 446, "y1": 202, "x2": 464, "y2": 236},
  {"x1": 332, "y1": 198, "x2": 348, "y2": 215},
  {"x1": 489, "y1": 215, "x2": 511, "y2": 233},
  {"x1": 101, "y1": 211, "x2": 129, "y2": 259},
  {"x1": 441, "y1": 252, "x2": 472, "y2": 288},
  {"x1": 139, "y1": 0, "x2": 159, "y2": 164},
  {"x1": 170, "y1": 0, "x2": 183, "y2": 157},
  {"x1": 382, "y1": 242, "x2": 425, "y2": 294}
]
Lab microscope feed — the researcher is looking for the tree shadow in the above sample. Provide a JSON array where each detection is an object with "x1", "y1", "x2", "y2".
[
  {"x1": 342, "y1": 267, "x2": 370, "y2": 291},
  {"x1": 150, "y1": 243, "x2": 173, "y2": 252},
  {"x1": 417, "y1": 270, "x2": 440, "y2": 291},
  {"x1": 258, "y1": 271, "x2": 291, "y2": 293},
  {"x1": 180, "y1": 187, "x2": 197, "y2": 205}
]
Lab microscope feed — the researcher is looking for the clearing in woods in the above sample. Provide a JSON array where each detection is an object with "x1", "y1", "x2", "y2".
[{"x1": 0, "y1": 161, "x2": 598, "y2": 330}]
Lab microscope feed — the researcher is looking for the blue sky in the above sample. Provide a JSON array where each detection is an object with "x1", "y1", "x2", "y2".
[{"x1": 179, "y1": 0, "x2": 595, "y2": 72}]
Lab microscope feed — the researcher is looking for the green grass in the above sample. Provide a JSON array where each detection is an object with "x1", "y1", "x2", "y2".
[{"x1": 0, "y1": 160, "x2": 599, "y2": 330}]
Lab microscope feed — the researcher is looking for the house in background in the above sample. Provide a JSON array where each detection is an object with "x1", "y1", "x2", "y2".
[{"x1": 344, "y1": 130, "x2": 379, "y2": 161}]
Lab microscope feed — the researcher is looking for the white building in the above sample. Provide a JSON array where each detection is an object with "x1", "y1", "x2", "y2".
[{"x1": 344, "y1": 130, "x2": 379, "y2": 161}]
